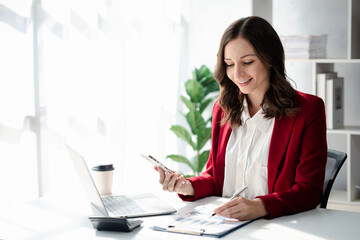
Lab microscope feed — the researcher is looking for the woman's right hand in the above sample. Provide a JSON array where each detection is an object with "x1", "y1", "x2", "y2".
[{"x1": 155, "y1": 167, "x2": 195, "y2": 196}]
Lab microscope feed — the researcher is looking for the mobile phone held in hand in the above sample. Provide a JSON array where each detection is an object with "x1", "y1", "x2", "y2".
[{"x1": 141, "y1": 154, "x2": 173, "y2": 173}]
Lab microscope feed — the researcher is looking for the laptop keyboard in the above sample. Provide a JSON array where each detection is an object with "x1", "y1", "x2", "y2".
[{"x1": 102, "y1": 195, "x2": 146, "y2": 215}]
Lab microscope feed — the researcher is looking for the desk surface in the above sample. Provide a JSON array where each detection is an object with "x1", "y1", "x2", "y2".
[{"x1": 1, "y1": 192, "x2": 360, "y2": 240}]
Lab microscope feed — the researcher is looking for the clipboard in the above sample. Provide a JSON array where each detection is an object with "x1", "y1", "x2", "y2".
[{"x1": 151, "y1": 205, "x2": 254, "y2": 237}]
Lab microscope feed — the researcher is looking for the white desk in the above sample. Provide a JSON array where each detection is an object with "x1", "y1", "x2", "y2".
[{"x1": 1, "y1": 192, "x2": 360, "y2": 240}]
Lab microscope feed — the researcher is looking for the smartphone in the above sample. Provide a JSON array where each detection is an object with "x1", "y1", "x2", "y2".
[{"x1": 141, "y1": 154, "x2": 173, "y2": 173}]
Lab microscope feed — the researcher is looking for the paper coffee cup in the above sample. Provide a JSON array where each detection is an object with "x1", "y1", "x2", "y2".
[{"x1": 92, "y1": 164, "x2": 114, "y2": 196}]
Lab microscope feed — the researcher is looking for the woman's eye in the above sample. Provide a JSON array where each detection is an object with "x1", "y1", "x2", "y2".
[
  {"x1": 225, "y1": 64, "x2": 234, "y2": 68},
  {"x1": 244, "y1": 60, "x2": 254, "y2": 65}
]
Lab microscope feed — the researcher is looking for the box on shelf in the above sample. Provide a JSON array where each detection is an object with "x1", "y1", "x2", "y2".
[
  {"x1": 317, "y1": 72, "x2": 344, "y2": 129},
  {"x1": 317, "y1": 72, "x2": 338, "y2": 101},
  {"x1": 326, "y1": 77, "x2": 344, "y2": 129},
  {"x1": 281, "y1": 34, "x2": 328, "y2": 59}
]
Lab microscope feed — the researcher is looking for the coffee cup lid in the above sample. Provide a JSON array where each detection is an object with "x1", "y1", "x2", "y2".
[{"x1": 92, "y1": 164, "x2": 114, "y2": 171}]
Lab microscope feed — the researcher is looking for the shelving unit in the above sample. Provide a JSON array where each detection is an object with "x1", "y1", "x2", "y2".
[
  {"x1": 267, "y1": 0, "x2": 360, "y2": 208},
  {"x1": 312, "y1": 0, "x2": 360, "y2": 205}
]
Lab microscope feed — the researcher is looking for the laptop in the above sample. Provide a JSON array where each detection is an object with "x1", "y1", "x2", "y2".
[{"x1": 66, "y1": 144, "x2": 177, "y2": 218}]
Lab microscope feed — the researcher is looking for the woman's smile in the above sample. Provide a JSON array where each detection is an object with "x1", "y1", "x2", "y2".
[{"x1": 236, "y1": 77, "x2": 252, "y2": 85}]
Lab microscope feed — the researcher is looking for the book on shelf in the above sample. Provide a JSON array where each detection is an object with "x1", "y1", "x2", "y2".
[
  {"x1": 281, "y1": 34, "x2": 328, "y2": 59},
  {"x1": 285, "y1": 49, "x2": 326, "y2": 59},
  {"x1": 317, "y1": 72, "x2": 338, "y2": 101},
  {"x1": 316, "y1": 72, "x2": 344, "y2": 129},
  {"x1": 281, "y1": 34, "x2": 328, "y2": 49},
  {"x1": 326, "y1": 77, "x2": 344, "y2": 129}
]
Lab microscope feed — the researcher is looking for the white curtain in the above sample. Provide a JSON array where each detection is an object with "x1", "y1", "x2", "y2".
[
  {"x1": 0, "y1": 0, "x2": 183, "y2": 206},
  {"x1": 0, "y1": 0, "x2": 37, "y2": 206}
]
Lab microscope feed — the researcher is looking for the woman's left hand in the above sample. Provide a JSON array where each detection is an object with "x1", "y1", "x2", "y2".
[{"x1": 213, "y1": 197, "x2": 268, "y2": 221}]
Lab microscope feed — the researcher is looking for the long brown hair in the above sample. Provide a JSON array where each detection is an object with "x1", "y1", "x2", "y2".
[{"x1": 214, "y1": 16, "x2": 298, "y2": 127}]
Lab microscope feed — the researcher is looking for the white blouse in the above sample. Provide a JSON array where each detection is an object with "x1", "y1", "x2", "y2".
[{"x1": 222, "y1": 98, "x2": 275, "y2": 199}]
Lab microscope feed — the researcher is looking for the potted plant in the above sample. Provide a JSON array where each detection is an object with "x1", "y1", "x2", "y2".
[{"x1": 166, "y1": 65, "x2": 219, "y2": 177}]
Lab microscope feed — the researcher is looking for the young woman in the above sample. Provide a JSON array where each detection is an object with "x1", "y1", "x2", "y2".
[{"x1": 156, "y1": 16, "x2": 327, "y2": 220}]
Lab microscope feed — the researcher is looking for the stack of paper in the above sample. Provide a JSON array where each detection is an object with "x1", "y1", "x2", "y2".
[
  {"x1": 281, "y1": 35, "x2": 328, "y2": 59},
  {"x1": 151, "y1": 202, "x2": 252, "y2": 237},
  {"x1": 316, "y1": 72, "x2": 344, "y2": 129}
]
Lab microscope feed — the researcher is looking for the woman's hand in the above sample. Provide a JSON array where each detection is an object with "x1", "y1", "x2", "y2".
[
  {"x1": 213, "y1": 197, "x2": 268, "y2": 221},
  {"x1": 155, "y1": 167, "x2": 195, "y2": 196}
]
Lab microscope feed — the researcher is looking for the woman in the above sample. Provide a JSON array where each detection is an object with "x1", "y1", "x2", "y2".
[{"x1": 156, "y1": 16, "x2": 327, "y2": 220}]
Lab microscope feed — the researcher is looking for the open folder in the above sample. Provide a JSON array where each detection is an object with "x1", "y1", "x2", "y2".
[{"x1": 151, "y1": 199, "x2": 254, "y2": 237}]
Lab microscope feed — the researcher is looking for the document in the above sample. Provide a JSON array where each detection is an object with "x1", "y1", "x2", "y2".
[{"x1": 151, "y1": 201, "x2": 253, "y2": 237}]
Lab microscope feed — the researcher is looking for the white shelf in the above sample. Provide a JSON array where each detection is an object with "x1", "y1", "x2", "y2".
[
  {"x1": 329, "y1": 190, "x2": 348, "y2": 203},
  {"x1": 286, "y1": 59, "x2": 360, "y2": 63},
  {"x1": 329, "y1": 190, "x2": 360, "y2": 205},
  {"x1": 272, "y1": 0, "x2": 360, "y2": 209},
  {"x1": 327, "y1": 126, "x2": 360, "y2": 135},
  {"x1": 314, "y1": 59, "x2": 360, "y2": 63}
]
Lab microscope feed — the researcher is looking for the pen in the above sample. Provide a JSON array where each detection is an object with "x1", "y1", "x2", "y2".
[
  {"x1": 229, "y1": 186, "x2": 248, "y2": 200},
  {"x1": 210, "y1": 186, "x2": 248, "y2": 218}
]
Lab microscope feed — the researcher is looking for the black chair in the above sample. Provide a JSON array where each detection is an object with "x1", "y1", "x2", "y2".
[{"x1": 320, "y1": 149, "x2": 347, "y2": 209}]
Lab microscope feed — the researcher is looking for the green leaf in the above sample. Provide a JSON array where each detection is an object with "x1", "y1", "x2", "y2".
[
  {"x1": 206, "y1": 116, "x2": 213, "y2": 125},
  {"x1": 186, "y1": 110, "x2": 205, "y2": 135},
  {"x1": 185, "y1": 79, "x2": 206, "y2": 103},
  {"x1": 198, "y1": 150, "x2": 210, "y2": 173},
  {"x1": 199, "y1": 76, "x2": 214, "y2": 86},
  {"x1": 180, "y1": 96, "x2": 195, "y2": 112},
  {"x1": 198, "y1": 76, "x2": 207, "y2": 84},
  {"x1": 199, "y1": 98, "x2": 213, "y2": 113},
  {"x1": 197, "y1": 127, "x2": 212, "y2": 150},
  {"x1": 204, "y1": 81, "x2": 220, "y2": 95},
  {"x1": 166, "y1": 154, "x2": 196, "y2": 172},
  {"x1": 183, "y1": 174, "x2": 195, "y2": 178},
  {"x1": 167, "y1": 65, "x2": 219, "y2": 178},
  {"x1": 192, "y1": 68, "x2": 198, "y2": 80},
  {"x1": 198, "y1": 65, "x2": 211, "y2": 80},
  {"x1": 170, "y1": 125, "x2": 196, "y2": 150}
]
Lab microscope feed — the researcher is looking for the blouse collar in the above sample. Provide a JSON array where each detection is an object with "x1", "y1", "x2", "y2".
[{"x1": 241, "y1": 97, "x2": 274, "y2": 134}]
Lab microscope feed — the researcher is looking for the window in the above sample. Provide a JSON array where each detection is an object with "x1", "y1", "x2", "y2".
[{"x1": 0, "y1": 0, "x2": 183, "y2": 206}]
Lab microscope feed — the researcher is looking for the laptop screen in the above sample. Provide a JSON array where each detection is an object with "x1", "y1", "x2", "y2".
[{"x1": 66, "y1": 144, "x2": 109, "y2": 216}]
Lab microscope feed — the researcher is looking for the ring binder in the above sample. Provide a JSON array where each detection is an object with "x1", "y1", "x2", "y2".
[
  {"x1": 151, "y1": 200, "x2": 254, "y2": 237},
  {"x1": 167, "y1": 226, "x2": 205, "y2": 235}
]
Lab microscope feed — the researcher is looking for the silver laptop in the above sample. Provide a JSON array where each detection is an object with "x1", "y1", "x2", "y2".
[{"x1": 66, "y1": 144, "x2": 177, "y2": 218}]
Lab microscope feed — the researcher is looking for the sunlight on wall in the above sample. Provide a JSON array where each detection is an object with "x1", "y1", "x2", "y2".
[
  {"x1": 0, "y1": 0, "x2": 183, "y2": 206},
  {"x1": 42, "y1": 0, "x2": 182, "y2": 197},
  {"x1": 1, "y1": 0, "x2": 255, "y2": 206},
  {"x1": 0, "y1": 0, "x2": 37, "y2": 206}
]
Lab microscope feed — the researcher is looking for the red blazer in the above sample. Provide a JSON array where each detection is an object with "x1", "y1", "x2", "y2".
[{"x1": 179, "y1": 91, "x2": 327, "y2": 219}]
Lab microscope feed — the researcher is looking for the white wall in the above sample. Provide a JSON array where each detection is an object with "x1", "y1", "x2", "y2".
[
  {"x1": 174, "y1": 0, "x2": 253, "y2": 174},
  {"x1": 272, "y1": 0, "x2": 358, "y2": 191},
  {"x1": 184, "y1": 0, "x2": 253, "y2": 72},
  {"x1": 273, "y1": 0, "x2": 348, "y2": 59}
]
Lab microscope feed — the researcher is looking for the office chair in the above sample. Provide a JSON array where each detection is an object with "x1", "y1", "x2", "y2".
[{"x1": 320, "y1": 149, "x2": 347, "y2": 209}]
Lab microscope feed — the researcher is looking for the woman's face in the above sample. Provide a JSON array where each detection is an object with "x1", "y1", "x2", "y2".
[{"x1": 224, "y1": 37, "x2": 271, "y2": 101}]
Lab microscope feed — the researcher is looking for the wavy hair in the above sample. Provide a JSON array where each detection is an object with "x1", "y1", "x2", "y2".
[{"x1": 214, "y1": 16, "x2": 298, "y2": 127}]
